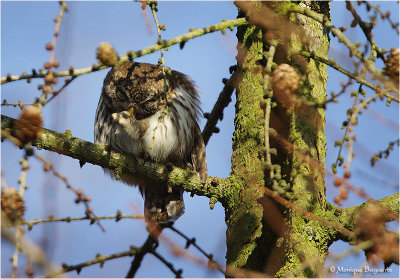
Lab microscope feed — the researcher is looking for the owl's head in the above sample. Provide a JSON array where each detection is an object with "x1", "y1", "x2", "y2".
[{"x1": 101, "y1": 62, "x2": 167, "y2": 120}]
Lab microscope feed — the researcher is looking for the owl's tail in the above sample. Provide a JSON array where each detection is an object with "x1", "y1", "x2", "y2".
[{"x1": 143, "y1": 186, "x2": 185, "y2": 224}]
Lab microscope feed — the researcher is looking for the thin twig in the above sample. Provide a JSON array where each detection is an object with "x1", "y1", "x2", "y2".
[
  {"x1": 1, "y1": 18, "x2": 248, "y2": 84},
  {"x1": 34, "y1": 154, "x2": 106, "y2": 232},
  {"x1": 149, "y1": 1, "x2": 167, "y2": 100},
  {"x1": 359, "y1": 1, "x2": 399, "y2": 34},
  {"x1": 202, "y1": 71, "x2": 238, "y2": 146},
  {"x1": 323, "y1": 240, "x2": 374, "y2": 277},
  {"x1": 11, "y1": 227, "x2": 23, "y2": 278},
  {"x1": 268, "y1": 126, "x2": 374, "y2": 203},
  {"x1": 299, "y1": 50, "x2": 399, "y2": 103},
  {"x1": 150, "y1": 250, "x2": 183, "y2": 278},
  {"x1": 325, "y1": 78, "x2": 354, "y2": 104},
  {"x1": 333, "y1": 85, "x2": 364, "y2": 205},
  {"x1": 126, "y1": 235, "x2": 158, "y2": 278},
  {"x1": 225, "y1": 265, "x2": 273, "y2": 278},
  {"x1": 11, "y1": 156, "x2": 30, "y2": 278},
  {"x1": 37, "y1": 1, "x2": 68, "y2": 110},
  {"x1": 1, "y1": 100, "x2": 32, "y2": 109},
  {"x1": 370, "y1": 138, "x2": 400, "y2": 166},
  {"x1": 42, "y1": 247, "x2": 139, "y2": 278},
  {"x1": 146, "y1": 1, "x2": 170, "y2": 145},
  {"x1": 344, "y1": 86, "x2": 362, "y2": 171},
  {"x1": 158, "y1": 230, "x2": 225, "y2": 275},
  {"x1": 168, "y1": 225, "x2": 225, "y2": 274},
  {"x1": 263, "y1": 41, "x2": 277, "y2": 179},
  {"x1": 149, "y1": 1, "x2": 166, "y2": 68},
  {"x1": 49, "y1": 1, "x2": 67, "y2": 66},
  {"x1": 345, "y1": 1, "x2": 384, "y2": 61},
  {"x1": 1, "y1": 128, "x2": 23, "y2": 151},
  {"x1": 262, "y1": 186, "x2": 354, "y2": 239},
  {"x1": 22, "y1": 213, "x2": 144, "y2": 230},
  {"x1": 44, "y1": 76, "x2": 77, "y2": 105},
  {"x1": 332, "y1": 85, "x2": 360, "y2": 173},
  {"x1": 2, "y1": 227, "x2": 60, "y2": 275},
  {"x1": 289, "y1": 5, "x2": 398, "y2": 95}
]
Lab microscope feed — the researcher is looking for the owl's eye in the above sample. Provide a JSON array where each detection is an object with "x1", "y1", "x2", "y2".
[{"x1": 140, "y1": 96, "x2": 156, "y2": 105}]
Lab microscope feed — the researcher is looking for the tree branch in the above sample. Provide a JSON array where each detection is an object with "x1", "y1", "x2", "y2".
[
  {"x1": 1, "y1": 18, "x2": 247, "y2": 84},
  {"x1": 126, "y1": 235, "x2": 157, "y2": 278},
  {"x1": 1, "y1": 114, "x2": 228, "y2": 204},
  {"x1": 299, "y1": 50, "x2": 399, "y2": 103},
  {"x1": 22, "y1": 213, "x2": 144, "y2": 230},
  {"x1": 42, "y1": 248, "x2": 139, "y2": 278},
  {"x1": 202, "y1": 71, "x2": 238, "y2": 145},
  {"x1": 167, "y1": 225, "x2": 225, "y2": 274},
  {"x1": 2, "y1": 227, "x2": 60, "y2": 276},
  {"x1": 288, "y1": 4, "x2": 399, "y2": 95},
  {"x1": 336, "y1": 193, "x2": 399, "y2": 240}
]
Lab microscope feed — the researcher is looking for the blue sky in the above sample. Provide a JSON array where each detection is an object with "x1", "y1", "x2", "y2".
[{"x1": 1, "y1": 1, "x2": 399, "y2": 278}]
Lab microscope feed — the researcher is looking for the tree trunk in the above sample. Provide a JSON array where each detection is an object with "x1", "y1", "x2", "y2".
[{"x1": 226, "y1": 2, "x2": 332, "y2": 277}]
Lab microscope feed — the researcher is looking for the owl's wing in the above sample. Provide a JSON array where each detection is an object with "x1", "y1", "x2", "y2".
[{"x1": 191, "y1": 124, "x2": 208, "y2": 184}]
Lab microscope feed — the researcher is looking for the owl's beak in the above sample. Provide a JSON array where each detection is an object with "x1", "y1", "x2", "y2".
[{"x1": 127, "y1": 106, "x2": 134, "y2": 116}]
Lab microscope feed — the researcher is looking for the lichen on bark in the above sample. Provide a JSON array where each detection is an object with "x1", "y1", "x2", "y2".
[
  {"x1": 226, "y1": 1, "x2": 267, "y2": 269},
  {"x1": 226, "y1": 1, "x2": 333, "y2": 277},
  {"x1": 274, "y1": 1, "x2": 331, "y2": 277}
]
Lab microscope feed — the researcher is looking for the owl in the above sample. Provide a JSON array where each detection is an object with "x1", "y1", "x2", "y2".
[{"x1": 94, "y1": 62, "x2": 207, "y2": 223}]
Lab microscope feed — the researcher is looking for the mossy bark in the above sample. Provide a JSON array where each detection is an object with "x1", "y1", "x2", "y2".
[
  {"x1": 0, "y1": 115, "x2": 227, "y2": 201},
  {"x1": 226, "y1": 1, "x2": 333, "y2": 277},
  {"x1": 276, "y1": 2, "x2": 331, "y2": 277},
  {"x1": 226, "y1": 1, "x2": 268, "y2": 269},
  {"x1": 2, "y1": 1, "x2": 398, "y2": 277}
]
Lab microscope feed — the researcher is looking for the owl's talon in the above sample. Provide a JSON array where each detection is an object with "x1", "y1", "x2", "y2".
[
  {"x1": 112, "y1": 111, "x2": 131, "y2": 121},
  {"x1": 112, "y1": 111, "x2": 134, "y2": 131},
  {"x1": 142, "y1": 153, "x2": 150, "y2": 161},
  {"x1": 166, "y1": 162, "x2": 174, "y2": 171}
]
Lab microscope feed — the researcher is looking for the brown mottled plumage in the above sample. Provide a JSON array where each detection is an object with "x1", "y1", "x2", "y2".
[{"x1": 94, "y1": 62, "x2": 207, "y2": 223}]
